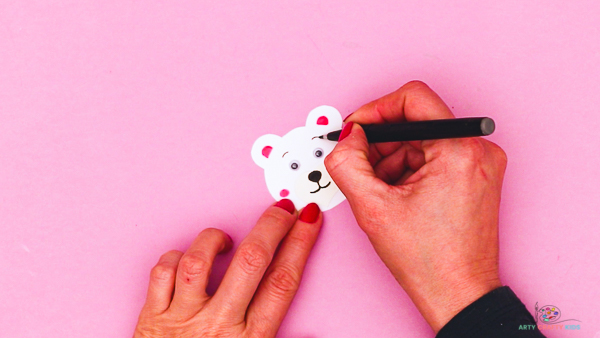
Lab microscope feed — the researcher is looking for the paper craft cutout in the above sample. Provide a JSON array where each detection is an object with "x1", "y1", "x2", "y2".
[{"x1": 251, "y1": 106, "x2": 347, "y2": 211}]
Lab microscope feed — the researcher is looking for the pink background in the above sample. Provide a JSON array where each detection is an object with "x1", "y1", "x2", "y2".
[{"x1": 1, "y1": 1, "x2": 599, "y2": 337}]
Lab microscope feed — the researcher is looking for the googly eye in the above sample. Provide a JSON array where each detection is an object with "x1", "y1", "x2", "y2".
[
  {"x1": 289, "y1": 161, "x2": 300, "y2": 170},
  {"x1": 313, "y1": 148, "x2": 324, "y2": 158}
]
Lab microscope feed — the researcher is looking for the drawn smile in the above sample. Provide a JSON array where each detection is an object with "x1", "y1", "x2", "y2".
[{"x1": 310, "y1": 181, "x2": 331, "y2": 194}]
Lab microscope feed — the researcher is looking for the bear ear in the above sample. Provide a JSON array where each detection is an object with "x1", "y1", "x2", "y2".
[
  {"x1": 251, "y1": 134, "x2": 282, "y2": 169},
  {"x1": 305, "y1": 105, "x2": 343, "y2": 130}
]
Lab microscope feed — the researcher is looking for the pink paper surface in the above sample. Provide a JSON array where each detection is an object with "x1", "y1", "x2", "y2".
[{"x1": 1, "y1": 1, "x2": 599, "y2": 337}]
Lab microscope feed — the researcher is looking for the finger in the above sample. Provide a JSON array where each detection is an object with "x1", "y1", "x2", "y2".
[
  {"x1": 394, "y1": 169, "x2": 416, "y2": 186},
  {"x1": 325, "y1": 123, "x2": 388, "y2": 203},
  {"x1": 480, "y1": 139, "x2": 509, "y2": 183},
  {"x1": 209, "y1": 200, "x2": 298, "y2": 322},
  {"x1": 367, "y1": 142, "x2": 403, "y2": 166},
  {"x1": 349, "y1": 81, "x2": 459, "y2": 163},
  {"x1": 246, "y1": 203, "x2": 323, "y2": 337},
  {"x1": 346, "y1": 81, "x2": 455, "y2": 126},
  {"x1": 373, "y1": 143, "x2": 425, "y2": 184},
  {"x1": 169, "y1": 228, "x2": 233, "y2": 318},
  {"x1": 143, "y1": 250, "x2": 184, "y2": 315}
]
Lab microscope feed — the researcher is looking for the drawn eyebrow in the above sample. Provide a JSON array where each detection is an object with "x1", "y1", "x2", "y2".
[{"x1": 282, "y1": 151, "x2": 288, "y2": 158}]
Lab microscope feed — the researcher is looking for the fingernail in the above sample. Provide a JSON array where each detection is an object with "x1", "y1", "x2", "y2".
[
  {"x1": 343, "y1": 112, "x2": 354, "y2": 122},
  {"x1": 299, "y1": 203, "x2": 320, "y2": 223},
  {"x1": 275, "y1": 199, "x2": 295, "y2": 214},
  {"x1": 338, "y1": 122, "x2": 354, "y2": 141}
]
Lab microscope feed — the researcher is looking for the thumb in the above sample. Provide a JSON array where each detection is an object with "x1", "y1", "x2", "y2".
[{"x1": 325, "y1": 122, "x2": 388, "y2": 205}]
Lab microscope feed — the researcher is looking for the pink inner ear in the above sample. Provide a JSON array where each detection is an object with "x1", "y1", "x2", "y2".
[
  {"x1": 317, "y1": 116, "x2": 329, "y2": 125},
  {"x1": 262, "y1": 146, "x2": 273, "y2": 158}
]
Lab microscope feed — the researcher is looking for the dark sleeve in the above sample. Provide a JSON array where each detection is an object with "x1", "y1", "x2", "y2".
[{"x1": 436, "y1": 286, "x2": 546, "y2": 338}]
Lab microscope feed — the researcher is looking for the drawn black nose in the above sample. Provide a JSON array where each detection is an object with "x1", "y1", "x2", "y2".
[{"x1": 308, "y1": 170, "x2": 322, "y2": 183}]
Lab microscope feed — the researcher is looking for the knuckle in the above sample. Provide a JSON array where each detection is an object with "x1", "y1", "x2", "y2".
[
  {"x1": 262, "y1": 210, "x2": 292, "y2": 227},
  {"x1": 236, "y1": 242, "x2": 271, "y2": 274},
  {"x1": 286, "y1": 228, "x2": 313, "y2": 248},
  {"x1": 200, "y1": 227, "x2": 223, "y2": 238},
  {"x1": 492, "y1": 144, "x2": 508, "y2": 167},
  {"x1": 137, "y1": 317, "x2": 187, "y2": 337},
  {"x1": 248, "y1": 329, "x2": 269, "y2": 338},
  {"x1": 451, "y1": 139, "x2": 485, "y2": 172},
  {"x1": 462, "y1": 138, "x2": 486, "y2": 160},
  {"x1": 135, "y1": 323, "x2": 169, "y2": 338},
  {"x1": 159, "y1": 249, "x2": 182, "y2": 261},
  {"x1": 150, "y1": 263, "x2": 176, "y2": 283},
  {"x1": 199, "y1": 228, "x2": 232, "y2": 251},
  {"x1": 178, "y1": 253, "x2": 210, "y2": 281},
  {"x1": 266, "y1": 266, "x2": 301, "y2": 299},
  {"x1": 200, "y1": 327, "x2": 233, "y2": 338},
  {"x1": 402, "y1": 80, "x2": 430, "y2": 93}
]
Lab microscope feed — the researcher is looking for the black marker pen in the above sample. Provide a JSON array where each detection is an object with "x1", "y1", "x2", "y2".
[{"x1": 316, "y1": 117, "x2": 495, "y2": 142}]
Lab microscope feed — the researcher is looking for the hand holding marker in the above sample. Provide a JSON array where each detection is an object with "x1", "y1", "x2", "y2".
[{"x1": 316, "y1": 117, "x2": 495, "y2": 142}]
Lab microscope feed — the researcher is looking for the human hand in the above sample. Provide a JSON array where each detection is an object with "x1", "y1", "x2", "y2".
[
  {"x1": 325, "y1": 81, "x2": 507, "y2": 332},
  {"x1": 133, "y1": 200, "x2": 322, "y2": 338}
]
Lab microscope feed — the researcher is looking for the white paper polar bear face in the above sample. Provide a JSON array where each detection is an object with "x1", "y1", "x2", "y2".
[{"x1": 251, "y1": 106, "x2": 347, "y2": 211}]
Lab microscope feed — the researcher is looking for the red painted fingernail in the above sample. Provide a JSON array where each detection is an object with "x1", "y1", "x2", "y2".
[
  {"x1": 299, "y1": 203, "x2": 320, "y2": 223},
  {"x1": 274, "y1": 199, "x2": 295, "y2": 214},
  {"x1": 338, "y1": 122, "x2": 354, "y2": 141},
  {"x1": 343, "y1": 112, "x2": 354, "y2": 122}
]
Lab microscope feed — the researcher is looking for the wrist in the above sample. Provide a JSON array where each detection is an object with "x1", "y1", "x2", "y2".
[{"x1": 400, "y1": 271, "x2": 501, "y2": 333}]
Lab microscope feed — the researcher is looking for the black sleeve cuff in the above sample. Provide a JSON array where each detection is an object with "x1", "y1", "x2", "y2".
[{"x1": 436, "y1": 286, "x2": 546, "y2": 338}]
